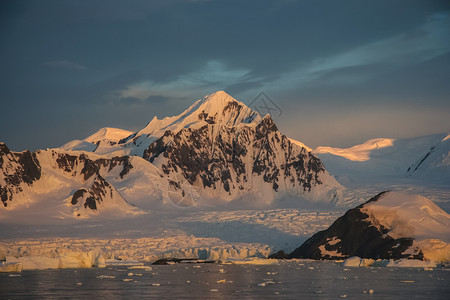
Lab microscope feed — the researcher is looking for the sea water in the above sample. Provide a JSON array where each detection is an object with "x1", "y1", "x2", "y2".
[{"x1": 1, "y1": 260, "x2": 448, "y2": 299}]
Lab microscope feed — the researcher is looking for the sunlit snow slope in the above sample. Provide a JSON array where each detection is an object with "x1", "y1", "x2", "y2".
[{"x1": 314, "y1": 133, "x2": 450, "y2": 184}]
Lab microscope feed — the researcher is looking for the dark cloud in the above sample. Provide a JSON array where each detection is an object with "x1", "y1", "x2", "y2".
[
  {"x1": 225, "y1": 82, "x2": 263, "y2": 95},
  {"x1": 43, "y1": 60, "x2": 87, "y2": 70},
  {"x1": 113, "y1": 94, "x2": 172, "y2": 106},
  {"x1": 144, "y1": 95, "x2": 171, "y2": 104},
  {"x1": 115, "y1": 97, "x2": 142, "y2": 106},
  {"x1": 310, "y1": 63, "x2": 389, "y2": 85}
]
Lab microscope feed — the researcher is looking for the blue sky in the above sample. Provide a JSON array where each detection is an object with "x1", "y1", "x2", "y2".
[{"x1": 1, "y1": 0, "x2": 449, "y2": 150}]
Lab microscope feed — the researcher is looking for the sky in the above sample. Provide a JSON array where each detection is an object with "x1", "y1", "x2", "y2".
[{"x1": 1, "y1": 0, "x2": 449, "y2": 151}]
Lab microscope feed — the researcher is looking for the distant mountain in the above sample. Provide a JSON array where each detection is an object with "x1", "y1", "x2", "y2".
[
  {"x1": 84, "y1": 127, "x2": 134, "y2": 144},
  {"x1": 0, "y1": 91, "x2": 342, "y2": 220},
  {"x1": 59, "y1": 127, "x2": 133, "y2": 152},
  {"x1": 315, "y1": 138, "x2": 395, "y2": 162},
  {"x1": 289, "y1": 191, "x2": 450, "y2": 261},
  {"x1": 314, "y1": 133, "x2": 450, "y2": 184},
  {"x1": 406, "y1": 134, "x2": 450, "y2": 179}
]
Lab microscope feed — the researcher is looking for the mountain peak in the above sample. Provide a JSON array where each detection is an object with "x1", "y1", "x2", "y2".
[
  {"x1": 205, "y1": 90, "x2": 231, "y2": 98},
  {"x1": 133, "y1": 91, "x2": 262, "y2": 139},
  {"x1": 195, "y1": 91, "x2": 260, "y2": 126},
  {"x1": 200, "y1": 90, "x2": 235, "y2": 105},
  {"x1": 84, "y1": 127, "x2": 133, "y2": 144}
]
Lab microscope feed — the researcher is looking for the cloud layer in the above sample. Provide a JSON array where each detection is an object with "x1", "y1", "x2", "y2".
[{"x1": 1, "y1": 0, "x2": 449, "y2": 150}]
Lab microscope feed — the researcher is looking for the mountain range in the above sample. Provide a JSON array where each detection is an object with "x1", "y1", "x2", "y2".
[
  {"x1": 1, "y1": 91, "x2": 344, "y2": 219},
  {"x1": 1, "y1": 91, "x2": 449, "y2": 221},
  {"x1": 1, "y1": 90, "x2": 449, "y2": 264}
]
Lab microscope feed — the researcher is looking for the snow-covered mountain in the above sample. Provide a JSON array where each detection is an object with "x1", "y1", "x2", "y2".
[
  {"x1": 59, "y1": 127, "x2": 133, "y2": 153},
  {"x1": 314, "y1": 133, "x2": 450, "y2": 184},
  {"x1": 64, "y1": 91, "x2": 262, "y2": 157},
  {"x1": 0, "y1": 91, "x2": 343, "y2": 220},
  {"x1": 0, "y1": 143, "x2": 143, "y2": 219},
  {"x1": 143, "y1": 114, "x2": 341, "y2": 206},
  {"x1": 315, "y1": 138, "x2": 395, "y2": 162},
  {"x1": 406, "y1": 133, "x2": 450, "y2": 179},
  {"x1": 289, "y1": 191, "x2": 450, "y2": 261}
]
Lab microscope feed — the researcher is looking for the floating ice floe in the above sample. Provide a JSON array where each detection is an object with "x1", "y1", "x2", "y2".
[
  {"x1": 96, "y1": 275, "x2": 115, "y2": 279},
  {"x1": 258, "y1": 280, "x2": 276, "y2": 287},
  {"x1": 0, "y1": 262, "x2": 23, "y2": 272},
  {"x1": 105, "y1": 259, "x2": 144, "y2": 266},
  {"x1": 221, "y1": 257, "x2": 279, "y2": 265},
  {"x1": 128, "y1": 265, "x2": 152, "y2": 271},
  {"x1": 342, "y1": 256, "x2": 438, "y2": 268}
]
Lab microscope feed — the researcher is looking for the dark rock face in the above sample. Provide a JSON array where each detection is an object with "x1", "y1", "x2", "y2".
[
  {"x1": 52, "y1": 151, "x2": 131, "y2": 211},
  {"x1": 143, "y1": 116, "x2": 326, "y2": 196},
  {"x1": 70, "y1": 176, "x2": 115, "y2": 211},
  {"x1": 84, "y1": 197, "x2": 97, "y2": 210},
  {"x1": 0, "y1": 144, "x2": 133, "y2": 208},
  {"x1": 53, "y1": 152, "x2": 133, "y2": 180},
  {"x1": 0, "y1": 143, "x2": 42, "y2": 207},
  {"x1": 289, "y1": 192, "x2": 424, "y2": 260},
  {"x1": 71, "y1": 189, "x2": 86, "y2": 205},
  {"x1": 268, "y1": 250, "x2": 288, "y2": 259}
]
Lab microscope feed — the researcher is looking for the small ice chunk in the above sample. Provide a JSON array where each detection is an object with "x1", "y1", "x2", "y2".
[
  {"x1": 97, "y1": 275, "x2": 115, "y2": 279},
  {"x1": 258, "y1": 281, "x2": 276, "y2": 287},
  {"x1": 342, "y1": 256, "x2": 376, "y2": 267},
  {"x1": 224, "y1": 258, "x2": 278, "y2": 265},
  {"x1": 128, "y1": 266, "x2": 152, "y2": 271}
]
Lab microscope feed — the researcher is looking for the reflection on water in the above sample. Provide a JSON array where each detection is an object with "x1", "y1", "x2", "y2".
[{"x1": 1, "y1": 260, "x2": 449, "y2": 299}]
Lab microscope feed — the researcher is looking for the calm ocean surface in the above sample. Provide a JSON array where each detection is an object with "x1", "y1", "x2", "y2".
[{"x1": 1, "y1": 260, "x2": 448, "y2": 299}]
